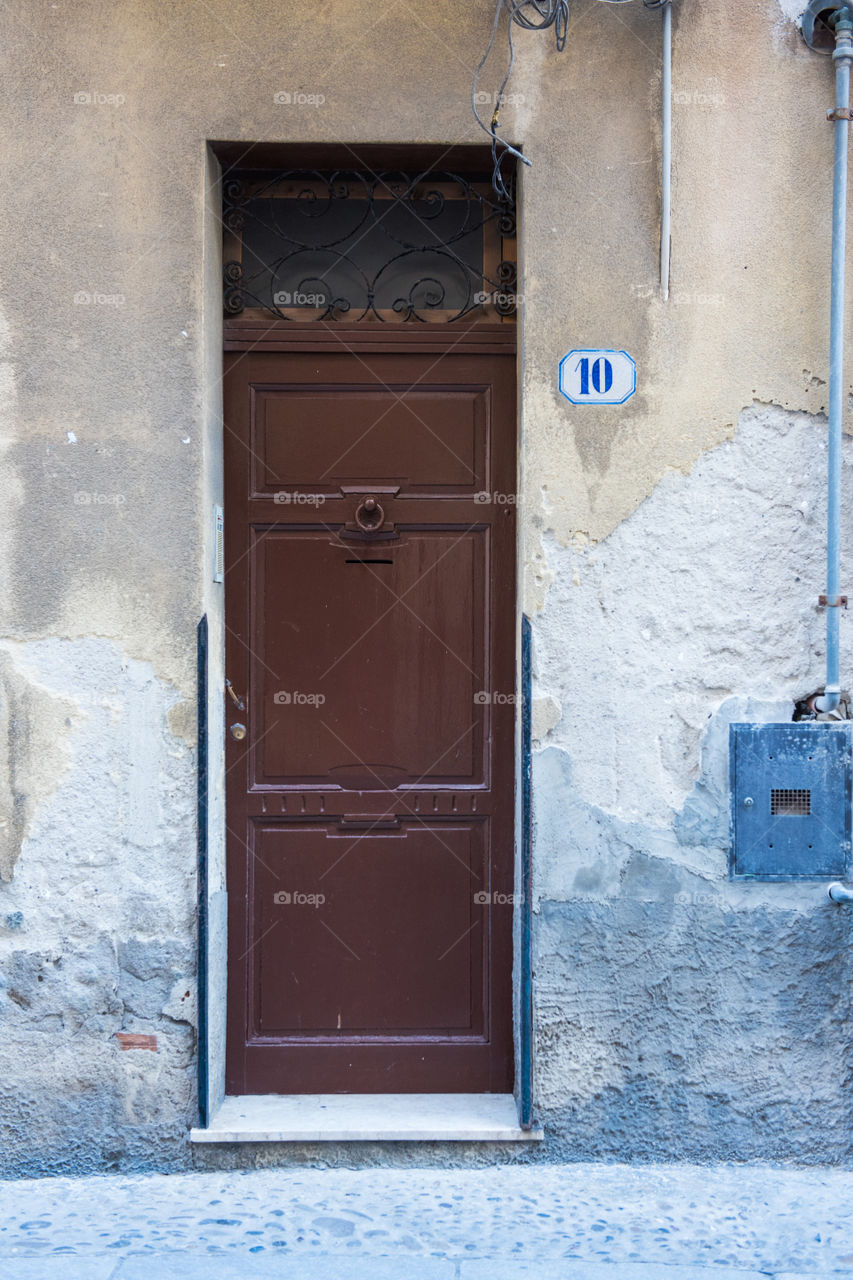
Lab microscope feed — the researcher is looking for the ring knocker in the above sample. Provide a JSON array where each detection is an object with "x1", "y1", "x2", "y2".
[{"x1": 355, "y1": 496, "x2": 385, "y2": 533}]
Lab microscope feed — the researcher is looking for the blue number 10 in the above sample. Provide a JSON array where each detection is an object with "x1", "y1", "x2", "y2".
[{"x1": 576, "y1": 356, "x2": 613, "y2": 396}]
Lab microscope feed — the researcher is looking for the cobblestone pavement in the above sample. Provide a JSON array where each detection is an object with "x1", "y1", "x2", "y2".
[{"x1": 0, "y1": 1162, "x2": 851, "y2": 1278}]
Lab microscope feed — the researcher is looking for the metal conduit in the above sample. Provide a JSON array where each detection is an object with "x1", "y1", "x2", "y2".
[
  {"x1": 816, "y1": 9, "x2": 853, "y2": 712},
  {"x1": 660, "y1": 0, "x2": 672, "y2": 299}
]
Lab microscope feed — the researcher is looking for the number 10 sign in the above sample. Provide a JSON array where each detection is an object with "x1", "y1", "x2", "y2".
[{"x1": 558, "y1": 349, "x2": 636, "y2": 405}]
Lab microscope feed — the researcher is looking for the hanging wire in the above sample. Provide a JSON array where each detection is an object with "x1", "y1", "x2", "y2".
[
  {"x1": 509, "y1": 0, "x2": 569, "y2": 45},
  {"x1": 472, "y1": 0, "x2": 670, "y2": 197},
  {"x1": 472, "y1": 0, "x2": 570, "y2": 200}
]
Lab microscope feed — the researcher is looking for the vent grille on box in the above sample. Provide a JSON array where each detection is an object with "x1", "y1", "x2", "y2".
[{"x1": 771, "y1": 788, "x2": 811, "y2": 816}]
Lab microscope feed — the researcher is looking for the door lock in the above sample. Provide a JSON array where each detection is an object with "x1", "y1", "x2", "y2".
[{"x1": 230, "y1": 722, "x2": 247, "y2": 741}]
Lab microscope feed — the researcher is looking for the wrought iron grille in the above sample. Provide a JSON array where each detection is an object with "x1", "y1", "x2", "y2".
[{"x1": 222, "y1": 169, "x2": 517, "y2": 323}]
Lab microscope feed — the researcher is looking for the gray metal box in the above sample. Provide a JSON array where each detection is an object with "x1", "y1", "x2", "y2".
[{"x1": 729, "y1": 722, "x2": 852, "y2": 879}]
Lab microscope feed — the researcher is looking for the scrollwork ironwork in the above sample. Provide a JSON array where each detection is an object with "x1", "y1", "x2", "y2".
[{"x1": 222, "y1": 169, "x2": 516, "y2": 323}]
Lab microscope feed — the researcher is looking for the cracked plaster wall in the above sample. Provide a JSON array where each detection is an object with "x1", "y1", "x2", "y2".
[
  {"x1": 0, "y1": 0, "x2": 851, "y2": 1173},
  {"x1": 531, "y1": 406, "x2": 853, "y2": 1162},
  {"x1": 0, "y1": 639, "x2": 196, "y2": 1177}
]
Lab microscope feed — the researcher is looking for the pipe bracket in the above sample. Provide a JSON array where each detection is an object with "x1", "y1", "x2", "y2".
[
  {"x1": 827, "y1": 106, "x2": 853, "y2": 119},
  {"x1": 819, "y1": 594, "x2": 848, "y2": 607}
]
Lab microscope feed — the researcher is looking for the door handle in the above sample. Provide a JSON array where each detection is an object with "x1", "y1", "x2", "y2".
[{"x1": 225, "y1": 679, "x2": 245, "y2": 711}]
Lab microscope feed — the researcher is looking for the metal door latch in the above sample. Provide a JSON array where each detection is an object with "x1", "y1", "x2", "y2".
[
  {"x1": 226, "y1": 679, "x2": 245, "y2": 710},
  {"x1": 226, "y1": 679, "x2": 246, "y2": 739}
]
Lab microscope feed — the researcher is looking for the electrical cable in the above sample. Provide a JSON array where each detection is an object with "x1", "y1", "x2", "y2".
[
  {"x1": 472, "y1": 0, "x2": 671, "y2": 197},
  {"x1": 472, "y1": 1, "x2": 569, "y2": 199}
]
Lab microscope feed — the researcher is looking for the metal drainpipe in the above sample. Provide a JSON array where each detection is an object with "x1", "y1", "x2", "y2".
[
  {"x1": 817, "y1": 8, "x2": 853, "y2": 712},
  {"x1": 660, "y1": 0, "x2": 672, "y2": 299},
  {"x1": 519, "y1": 614, "x2": 533, "y2": 1129}
]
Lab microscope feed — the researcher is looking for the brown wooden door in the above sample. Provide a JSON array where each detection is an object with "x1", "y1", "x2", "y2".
[{"x1": 224, "y1": 327, "x2": 517, "y2": 1094}]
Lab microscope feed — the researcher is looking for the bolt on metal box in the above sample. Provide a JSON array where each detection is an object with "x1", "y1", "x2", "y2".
[{"x1": 729, "y1": 722, "x2": 853, "y2": 879}]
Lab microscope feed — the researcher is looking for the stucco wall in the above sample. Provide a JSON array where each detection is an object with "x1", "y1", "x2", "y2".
[
  {"x1": 0, "y1": 0, "x2": 851, "y2": 1175},
  {"x1": 531, "y1": 404, "x2": 853, "y2": 1162}
]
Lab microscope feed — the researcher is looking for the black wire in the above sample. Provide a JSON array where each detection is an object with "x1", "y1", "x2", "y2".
[
  {"x1": 473, "y1": 0, "x2": 671, "y2": 197},
  {"x1": 507, "y1": 0, "x2": 570, "y2": 50},
  {"x1": 472, "y1": 0, "x2": 569, "y2": 199}
]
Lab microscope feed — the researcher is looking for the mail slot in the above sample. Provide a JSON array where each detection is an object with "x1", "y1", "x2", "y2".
[{"x1": 729, "y1": 722, "x2": 853, "y2": 879}]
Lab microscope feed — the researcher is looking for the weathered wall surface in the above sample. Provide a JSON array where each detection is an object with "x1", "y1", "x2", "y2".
[
  {"x1": 0, "y1": 0, "x2": 851, "y2": 1174},
  {"x1": 0, "y1": 640, "x2": 196, "y2": 1176},
  {"x1": 531, "y1": 405, "x2": 853, "y2": 1162}
]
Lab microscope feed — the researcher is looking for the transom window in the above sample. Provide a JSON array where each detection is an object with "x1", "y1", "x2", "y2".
[{"x1": 222, "y1": 168, "x2": 516, "y2": 324}]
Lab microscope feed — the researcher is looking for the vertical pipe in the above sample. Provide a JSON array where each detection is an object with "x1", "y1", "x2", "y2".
[
  {"x1": 520, "y1": 613, "x2": 533, "y2": 1130},
  {"x1": 660, "y1": 0, "x2": 672, "y2": 299},
  {"x1": 196, "y1": 614, "x2": 209, "y2": 1128},
  {"x1": 819, "y1": 12, "x2": 853, "y2": 713}
]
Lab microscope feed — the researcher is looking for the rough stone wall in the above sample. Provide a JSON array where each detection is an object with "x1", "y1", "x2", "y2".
[
  {"x1": 0, "y1": 0, "x2": 851, "y2": 1175},
  {"x1": 0, "y1": 640, "x2": 196, "y2": 1177},
  {"x1": 531, "y1": 405, "x2": 853, "y2": 1163}
]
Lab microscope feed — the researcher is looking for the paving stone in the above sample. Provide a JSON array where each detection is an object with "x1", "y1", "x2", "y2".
[
  {"x1": 115, "y1": 1256, "x2": 455, "y2": 1279},
  {"x1": 0, "y1": 1260, "x2": 119, "y2": 1280},
  {"x1": 460, "y1": 1264, "x2": 771, "y2": 1279},
  {"x1": 0, "y1": 1163, "x2": 850, "y2": 1275}
]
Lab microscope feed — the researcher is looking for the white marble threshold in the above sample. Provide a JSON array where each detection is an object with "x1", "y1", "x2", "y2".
[{"x1": 190, "y1": 1092, "x2": 543, "y2": 1143}]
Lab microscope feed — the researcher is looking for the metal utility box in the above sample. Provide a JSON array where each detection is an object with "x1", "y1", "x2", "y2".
[{"x1": 730, "y1": 722, "x2": 853, "y2": 879}]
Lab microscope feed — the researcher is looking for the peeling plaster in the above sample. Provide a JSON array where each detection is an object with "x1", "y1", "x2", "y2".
[
  {"x1": 1, "y1": 0, "x2": 851, "y2": 1174},
  {"x1": 528, "y1": 402, "x2": 853, "y2": 1162},
  {"x1": 532, "y1": 405, "x2": 850, "y2": 821},
  {"x1": 0, "y1": 647, "x2": 75, "y2": 881},
  {"x1": 777, "y1": 0, "x2": 807, "y2": 23},
  {"x1": 534, "y1": 894, "x2": 853, "y2": 1163},
  {"x1": 0, "y1": 639, "x2": 197, "y2": 1176},
  {"x1": 532, "y1": 695, "x2": 561, "y2": 745}
]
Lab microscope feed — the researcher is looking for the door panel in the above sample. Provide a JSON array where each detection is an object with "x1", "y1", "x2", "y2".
[
  {"x1": 253, "y1": 386, "x2": 489, "y2": 493},
  {"x1": 253, "y1": 529, "x2": 485, "y2": 785},
  {"x1": 250, "y1": 820, "x2": 484, "y2": 1035},
  {"x1": 225, "y1": 337, "x2": 516, "y2": 1094}
]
